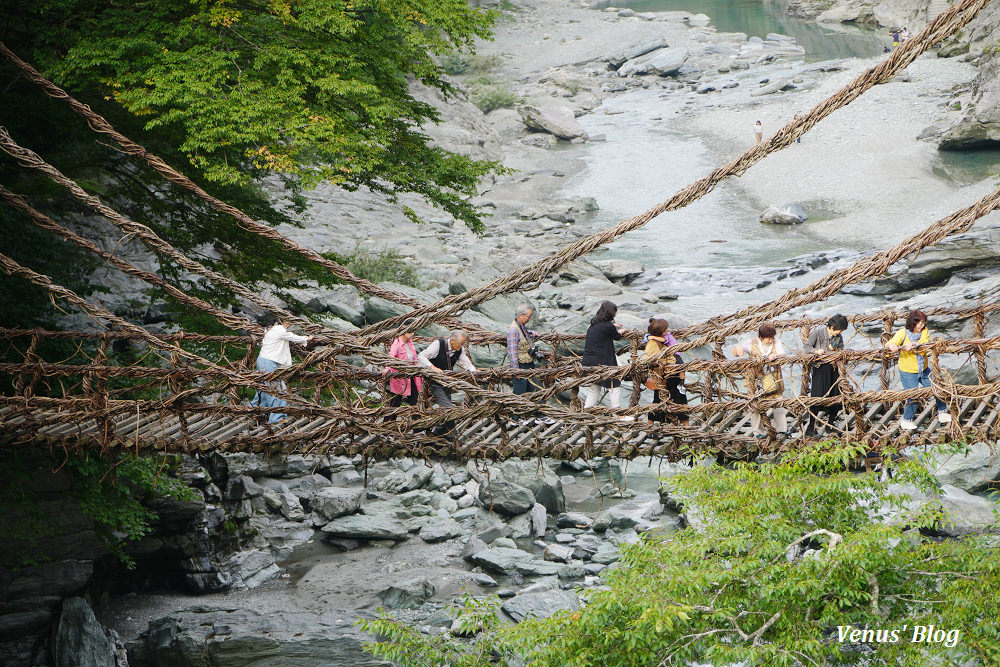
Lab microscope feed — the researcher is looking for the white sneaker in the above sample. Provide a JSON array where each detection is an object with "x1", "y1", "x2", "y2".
[
  {"x1": 618, "y1": 415, "x2": 636, "y2": 422},
  {"x1": 899, "y1": 419, "x2": 918, "y2": 431},
  {"x1": 937, "y1": 412, "x2": 952, "y2": 424},
  {"x1": 535, "y1": 417, "x2": 556, "y2": 425}
]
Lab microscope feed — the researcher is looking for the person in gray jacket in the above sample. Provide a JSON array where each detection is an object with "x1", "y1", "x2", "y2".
[{"x1": 804, "y1": 314, "x2": 849, "y2": 437}]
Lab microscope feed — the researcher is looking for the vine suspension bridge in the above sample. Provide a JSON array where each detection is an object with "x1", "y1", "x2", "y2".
[{"x1": 3, "y1": 0, "x2": 1000, "y2": 464}]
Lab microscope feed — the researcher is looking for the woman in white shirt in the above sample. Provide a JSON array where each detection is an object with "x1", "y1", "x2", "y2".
[
  {"x1": 732, "y1": 323, "x2": 788, "y2": 438},
  {"x1": 250, "y1": 318, "x2": 312, "y2": 424}
]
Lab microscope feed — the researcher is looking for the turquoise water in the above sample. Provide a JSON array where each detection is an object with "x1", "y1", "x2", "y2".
[{"x1": 612, "y1": 0, "x2": 886, "y2": 61}]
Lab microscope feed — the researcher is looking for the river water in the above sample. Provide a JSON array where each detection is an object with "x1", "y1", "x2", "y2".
[{"x1": 557, "y1": 0, "x2": 1000, "y2": 326}]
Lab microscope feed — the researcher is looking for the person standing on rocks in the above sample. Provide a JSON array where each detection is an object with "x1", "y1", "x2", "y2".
[
  {"x1": 804, "y1": 314, "x2": 849, "y2": 437},
  {"x1": 643, "y1": 318, "x2": 688, "y2": 423},
  {"x1": 582, "y1": 301, "x2": 632, "y2": 421},
  {"x1": 385, "y1": 318, "x2": 423, "y2": 415},
  {"x1": 418, "y1": 329, "x2": 478, "y2": 438},
  {"x1": 754, "y1": 120, "x2": 763, "y2": 144},
  {"x1": 732, "y1": 323, "x2": 789, "y2": 438},
  {"x1": 249, "y1": 316, "x2": 313, "y2": 424},
  {"x1": 885, "y1": 310, "x2": 950, "y2": 431},
  {"x1": 507, "y1": 303, "x2": 554, "y2": 425}
]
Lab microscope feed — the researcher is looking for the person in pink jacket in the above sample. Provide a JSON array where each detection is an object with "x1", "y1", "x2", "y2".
[{"x1": 386, "y1": 319, "x2": 423, "y2": 411}]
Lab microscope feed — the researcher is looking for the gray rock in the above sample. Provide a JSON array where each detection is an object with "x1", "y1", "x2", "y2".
[
  {"x1": 470, "y1": 546, "x2": 536, "y2": 575},
  {"x1": 518, "y1": 105, "x2": 587, "y2": 140},
  {"x1": 419, "y1": 519, "x2": 464, "y2": 543},
  {"x1": 492, "y1": 461, "x2": 566, "y2": 514},
  {"x1": 127, "y1": 607, "x2": 389, "y2": 667},
  {"x1": 493, "y1": 537, "x2": 518, "y2": 550},
  {"x1": 591, "y1": 544, "x2": 622, "y2": 565},
  {"x1": 446, "y1": 484, "x2": 467, "y2": 499},
  {"x1": 478, "y1": 524, "x2": 514, "y2": 544},
  {"x1": 880, "y1": 483, "x2": 1000, "y2": 537},
  {"x1": 364, "y1": 296, "x2": 410, "y2": 324},
  {"x1": 530, "y1": 503, "x2": 548, "y2": 537},
  {"x1": 522, "y1": 133, "x2": 559, "y2": 149},
  {"x1": 618, "y1": 47, "x2": 688, "y2": 77},
  {"x1": 377, "y1": 577, "x2": 435, "y2": 610},
  {"x1": 605, "y1": 36, "x2": 669, "y2": 69},
  {"x1": 751, "y1": 78, "x2": 792, "y2": 96},
  {"x1": 330, "y1": 468, "x2": 363, "y2": 487},
  {"x1": 557, "y1": 512, "x2": 591, "y2": 528},
  {"x1": 866, "y1": 226, "x2": 1000, "y2": 293},
  {"x1": 501, "y1": 590, "x2": 580, "y2": 623},
  {"x1": 918, "y1": 442, "x2": 1000, "y2": 492},
  {"x1": 378, "y1": 465, "x2": 433, "y2": 493},
  {"x1": 938, "y1": 55, "x2": 1000, "y2": 150},
  {"x1": 558, "y1": 563, "x2": 586, "y2": 580},
  {"x1": 471, "y1": 573, "x2": 499, "y2": 587},
  {"x1": 312, "y1": 487, "x2": 364, "y2": 521},
  {"x1": 478, "y1": 479, "x2": 535, "y2": 516},
  {"x1": 52, "y1": 598, "x2": 115, "y2": 667},
  {"x1": 225, "y1": 475, "x2": 263, "y2": 500},
  {"x1": 322, "y1": 515, "x2": 409, "y2": 541},
  {"x1": 283, "y1": 474, "x2": 334, "y2": 501},
  {"x1": 515, "y1": 559, "x2": 561, "y2": 576},
  {"x1": 461, "y1": 536, "x2": 489, "y2": 562},
  {"x1": 760, "y1": 203, "x2": 808, "y2": 225},
  {"x1": 278, "y1": 490, "x2": 306, "y2": 521},
  {"x1": 584, "y1": 562, "x2": 607, "y2": 576},
  {"x1": 544, "y1": 544, "x2": 576, "y2": 562},
  {"x1": 591, "y1": 259, "x2": 645, "y2": 284}
]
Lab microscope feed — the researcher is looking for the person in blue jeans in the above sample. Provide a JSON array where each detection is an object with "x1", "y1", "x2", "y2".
[
  {"x1": 885, "y1": 309, "x2": 950, "y2": 430},
  {"x1": 250, "y1": 318, "x2": 312, "y2": 423}
]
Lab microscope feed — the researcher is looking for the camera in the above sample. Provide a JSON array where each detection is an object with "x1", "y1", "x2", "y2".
[{"x1": 528, "y1": 344, "x2": 545, "y2": 360}]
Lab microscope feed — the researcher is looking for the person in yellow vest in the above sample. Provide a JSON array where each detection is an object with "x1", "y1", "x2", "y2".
[
  {"x1": 732, "y1": 323, "x2": 788, "y2": 438},
  {"x1": 507, "y1": 303, "x2": 554, "y2": 425},
  {"x1": 885, "y1": 309, "x2": 950, "y2": 430},
  {"x1": 643, "y1": 318, "x2": 688, "y2": 423}
]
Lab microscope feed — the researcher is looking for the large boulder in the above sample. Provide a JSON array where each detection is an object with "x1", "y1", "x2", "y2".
[
  {"x1": 860, "y1": 225, "x2": 1000, "y2": 294},
  {"x1": 418, "y1": 518, "x2": 464, "y2": 543},
  {"x1": 760, "y1": 203, "x2": 808, "y2": 225},
  {"x1": 918, "y1": 442, "x2": 1000, "y2": 493},
  {"x1": 591, "y1": 259, "x2": 645, "y2": 284},
  {"x1": 312, "y1": 487, "x2": 364, "y2": 522},
  {"x1": 377, "y1": 577, "x2": 435, "y2": 610},
  {"x1": 127, "y1": 607, "x2": 390, "y2": 667},
  {"x1": 604, "y1": 36, "x2": 668, "y2": 69},
  {"x1": 470, "y1": 546, "x2": 535, "y2": 575},
  {"x1": 501, "y1": 590, "x2": 579, "y2": 623},
  {"x1": 617, "y1": 47, "x2": 688, "y2": 77},
  {"x1": 881, "y1": 483, "x2": 1000, "y2": 537},
  {"x1": 518, "y1": 105, "x2": 587, "y2": 140},
  {"x1": 321, "y1": 515, "x2": 409, "y2": 541},
  {"x1": 478, "y1": 479, "x2": 535, "y2": 516},
  {"x1": 492, "y1": 460, "x2": 566, "y2": 514},
  {"x1": 751, "y1": 78, "x2": 792, "y2": 97},
  {"x1": 937, "y1": 56, "x2": 1000, "y2": 149},
  {"x1": 51, "y1": 598, "x2": 116, "y2": 667}
]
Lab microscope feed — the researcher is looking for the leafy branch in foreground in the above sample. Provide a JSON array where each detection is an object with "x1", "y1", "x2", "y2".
[{"x1": 363, "y1": 441, "x2": 1000, "y2": 666}]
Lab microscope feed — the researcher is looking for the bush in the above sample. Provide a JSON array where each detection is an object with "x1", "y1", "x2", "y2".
[
  {"x1": 469, "y1": 84, "x2": 519, "y2": 113},
  {"x1": 440, "y1": 52, "x2": 471, "y2": 75},
  {"x1": 333, "y1": 245, "x2": 423, "y2": 288},
  {"x1": 362, "y1": 441, "x2": 1000, "y2": 666}
]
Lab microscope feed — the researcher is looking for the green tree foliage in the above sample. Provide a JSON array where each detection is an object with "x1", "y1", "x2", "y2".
[
  {"x1": 65, "y1": 452, "x2": 199, "y2": 568},
  {"x1": 0, "y1": 0, "x2": 502, "y2": 328},
  {"x1": 364, "y1": 442, "x2": 1000, "y2": 666}
]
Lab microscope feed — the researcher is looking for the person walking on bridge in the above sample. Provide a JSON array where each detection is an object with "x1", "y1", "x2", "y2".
[
  {"x1": 732, "y1": 323, "x2": 788, "y2": 438},
  {"x1": 582, "y1": 301, "x2": 632, "y2": 421},
  {"x1": 385, "y1": 318, "x2": 423, "y2": 415},
  {"x1": 418, "y1": 329, "x2": 478, "y2": 438},
  {"x1": 804, "y1": 314, "x2": 849, "y2": 437},
  {"x1": 508, "y1": 303, "x2": 554, "y2": 425},
  {"x1": 249, "y1": 317, "x2": 313, "y2": 424},
  {"x1": 885, "y1": 310, "x2": 950, "y2": 430},
  {"x1": 643, "y1": 318, "x2": 688, "y2": 423}
]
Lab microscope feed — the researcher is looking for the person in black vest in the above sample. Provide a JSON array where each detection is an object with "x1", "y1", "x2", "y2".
[
  {"x1": 582, "y1": 301, "x2": 633, "y2": 421},
  {"x1": 417, "y1": 329, "x2": 478, "y2": 437}
]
